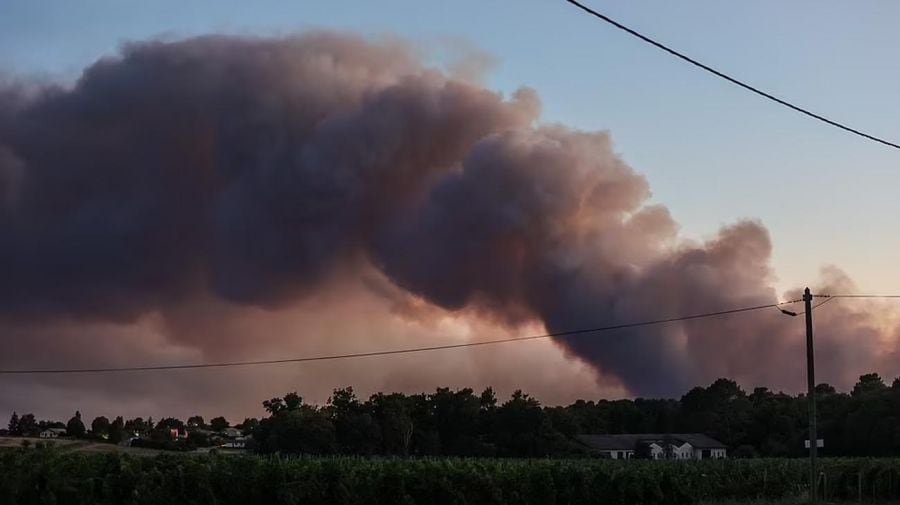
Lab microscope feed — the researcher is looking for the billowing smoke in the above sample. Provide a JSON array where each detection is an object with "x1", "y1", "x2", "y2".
[{"x1": 0, "y1": 32, "x2": 896, "y2": 411}]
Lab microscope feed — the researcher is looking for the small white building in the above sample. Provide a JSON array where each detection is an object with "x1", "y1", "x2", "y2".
[
  {"x1": 608, "y1": 449, "x2": 634, "y2": 460},
  {"x1": 222, "y1": 427, "x2": 242, "y2": 439},
  {"x1": 577, "y1": 433, "x2": 727, "y2": 460},
  {"x1": 39, "y1": 428, "x2": 67, "y2": 439},
  {"x1": 220, "y1": 436, "x2": 248, "y2": 449}
]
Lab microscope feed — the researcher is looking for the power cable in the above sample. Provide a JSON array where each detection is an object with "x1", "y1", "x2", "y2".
[
  {"x1": 565, "y1": 0, "x2": 900, "y2": 150},
  {"x1": 0, "y1": 298, "x2": 802, "y2": 375},
  {"x1": 808, "y1": 297, "x2": 836, "y2": 312},
  {"x1": 814, "y1": 294, "x2": 900, "y2": 299},
  {"x1": 781, "y1": 296, "x2": 837, "y2": 317}
]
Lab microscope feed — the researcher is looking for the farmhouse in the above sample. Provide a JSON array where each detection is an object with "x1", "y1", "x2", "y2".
[
  {"x1": 220, "y1": 436, "x2": 248, "y2": 449},
  {"x1": 159, "y1": 427, "x2": 190, "y2": 440},
  {"x1": 39, "y1": 428, "x2": 67, "y2": 439},
  {"x1": 576, "y1": 433, "x2": 727, "y2": 460},
  {"x1": 222, "y1": 427, "x2": 242, "y2": 438}
]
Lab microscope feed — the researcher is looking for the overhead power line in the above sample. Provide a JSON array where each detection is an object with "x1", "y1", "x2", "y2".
[
  {"x1": 781, "y1": 296, "x2": 836, "y2": 317},
  {"x1": 781, "y1": 292, "x2": 900, "y2": 317},
  {"x1": 808, "y1": 297, "x2": 836, "y2": 311},
  {"x1": 0, "y1": 298, "x2": 802, "y2": 375},
  {"x1": 814, "y1": 294, "x2": 900, "y2": 299},
  {"x1": 565, "y1": 0, "x2": 900, "y2": 151}
]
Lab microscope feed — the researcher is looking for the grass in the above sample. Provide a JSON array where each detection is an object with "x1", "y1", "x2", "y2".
[{"x1": 0, "y1": 435, "x2": 163, "y2": 455}]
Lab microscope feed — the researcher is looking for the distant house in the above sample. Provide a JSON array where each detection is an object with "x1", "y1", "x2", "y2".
[
  {"x1": 222, "y1": 427, "x2": 242, "y2": 439},
  {"x1": 220, "y1": 436, "x2": 248, "y2": 449},
  {"x1": 39, "y1": 428, "x2": 67, "y2": 439},
  {"x1": 576, "y1": 433, "x2": 727, "y2": 460},
  {"x1": 167, "y1": 428, "x2": 189, "y2": 440}
]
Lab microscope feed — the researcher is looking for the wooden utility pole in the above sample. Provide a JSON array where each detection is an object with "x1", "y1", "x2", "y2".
[{"x1": 804, "y1": 287, "x2": 818, "y2": 505}]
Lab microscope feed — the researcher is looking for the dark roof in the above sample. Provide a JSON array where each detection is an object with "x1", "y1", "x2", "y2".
[
  {"x1": 576, "y1": 433, "x2": 726, "y2": 451},
  {"x1": 576, "y1": 435, "x2": 636, "y2": 451}
]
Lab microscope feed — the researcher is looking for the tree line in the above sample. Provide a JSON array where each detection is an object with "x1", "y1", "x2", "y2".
[
  {"x1": 5, "y1": 372, "x2": 900, "y2": 457},
  {"x1": 4, "y1": 409, "x2": 256, "y2": 451}
]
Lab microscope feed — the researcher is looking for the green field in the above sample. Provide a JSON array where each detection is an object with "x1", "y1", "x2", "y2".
[
  {"x1": 2, "y1": 448, "x2": 899, "y2": 504},
  {"x1": 0, "y1": 436, "x2": 164, "y2": 455}
]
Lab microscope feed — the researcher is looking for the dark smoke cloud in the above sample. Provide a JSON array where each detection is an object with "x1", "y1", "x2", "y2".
[
  {"x1": 0, "y1": 33, "x2": 537, "y2": 320},
  {"x1": 0, "y1": 32, "x2": 896, "y2": 407}
]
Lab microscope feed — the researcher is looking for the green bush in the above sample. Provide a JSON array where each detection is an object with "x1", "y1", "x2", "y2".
[{"x1": 1, "y1": 450, "x2": 899, "y2": 505}]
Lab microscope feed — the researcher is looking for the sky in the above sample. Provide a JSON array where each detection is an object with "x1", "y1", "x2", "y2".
[{"x1": 1, "y1": 0, "x2": 899, "y2": 422}]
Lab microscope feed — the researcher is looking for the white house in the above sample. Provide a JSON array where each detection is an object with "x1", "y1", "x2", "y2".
[
  {"x1": 220, "y1": 436, "x2": 248, "y2": 449},
  {"x1": 222, "y1": 427, "x2": 242, "y2": 439},
  {"x1": 576, "y1": 433, "x2": 727, "y2": 460},
  {"x1": 39, "y1": 428, "x2": 67, "y2": 439}
]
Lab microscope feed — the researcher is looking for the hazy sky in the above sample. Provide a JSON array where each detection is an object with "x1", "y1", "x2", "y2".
[
  {"x1": 3, "y1": 0, "x2": 899, "y2": 294},
  {"x1": 1, "y1": 1, "x2": 898, "y2": 421}
]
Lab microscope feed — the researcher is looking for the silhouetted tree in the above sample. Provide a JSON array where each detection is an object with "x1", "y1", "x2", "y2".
[
  {"x1": 209, "y1": 416, "x2": 230, "y2": 432},
  {"x1": 124, "y1": 417, "x2": 149, "y2": 435},
  {"x1": 187, "y1": 416, "x2": 206, "y2": 429},
  {"x1": 17, "y1": 414, "x2": 38, "y2": 437},
  {"x1": 239, "y1": 418, "x2": 259, "y2": 436},
  {"x1": 91, "y1": 416, "x2": 110, "y2": 437},
  {"x1": 371, "y1": 393, "x2": 414, "y2": 456},
  {"x1": 327, "y1": 388, "x2": 380, "y2": 455},
  {"x1": 66, "y1": 411, "x2": 85, "y2": 438},
  {"x1": 188, "y1": 430, "x2": 213, "y2": 447},
  {"x1": 852, "y1": 373, "x2": 887, "y2": 397},
  {"x1": 7, "y1": 412, "x2": 19, "y2": 435},
  {"x1": 255, "y1": 393, "x2": 335, "y2": 455},
  {"x1": 108, "y1": 416, "x2": 125, "y2": 444}
]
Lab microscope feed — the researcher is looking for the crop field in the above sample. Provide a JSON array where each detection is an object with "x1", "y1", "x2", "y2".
[{"x1": 1, "y1": 448, "x2": 899, "y2": 504}]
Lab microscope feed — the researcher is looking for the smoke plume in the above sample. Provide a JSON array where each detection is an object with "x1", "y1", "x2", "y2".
[{"x1": 0, "y1": 32, "x2": 896, "y2": 415}]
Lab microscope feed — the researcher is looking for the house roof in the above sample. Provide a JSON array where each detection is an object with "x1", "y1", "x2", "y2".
[
  {"x1": 576, "y1": 435, "x2": 636, "y2": 451},
  {"x1": 576, "y1": 433, "x2": 726, "y2": 451}
]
